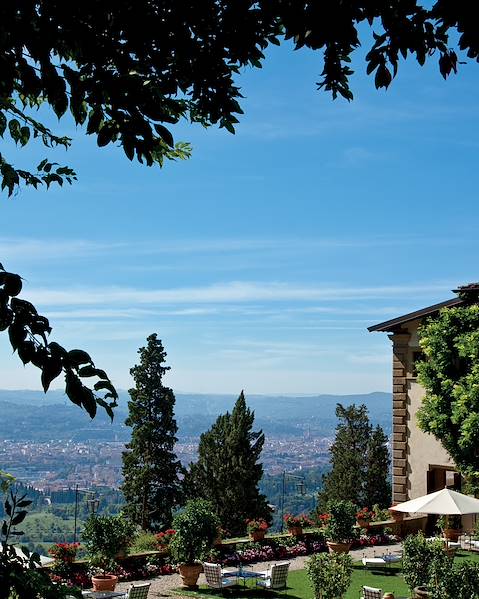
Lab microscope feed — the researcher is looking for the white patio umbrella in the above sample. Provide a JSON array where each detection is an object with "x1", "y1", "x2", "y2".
[{"x1": 390, "y1": 488, "x2": 479, "y2": 515}]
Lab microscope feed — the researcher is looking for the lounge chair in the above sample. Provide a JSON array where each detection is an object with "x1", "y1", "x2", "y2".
[
  {"x1": 256, "y1": 562, "x2": 290, "y2": 591},
  {"x1": 362, "y1": 552, "x2": 402, "y2": 569},
  {"x1": 361, "y1": 586, "x2": 382, "y2": 599},
  {"x1": 203, "y1": 562, "x2": 237, "y2": 590},
  {"x1": 116, "y1": 583, "x2": 151, "y2": 599}
]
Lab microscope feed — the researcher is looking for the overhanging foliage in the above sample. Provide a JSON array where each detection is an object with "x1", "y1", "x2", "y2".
[
  {"x1": 1, "y1": 1, "x2": 477, "y2": 196},
  {"x1": 417, "y1": 304, "x2": 479, "y2": 490}
]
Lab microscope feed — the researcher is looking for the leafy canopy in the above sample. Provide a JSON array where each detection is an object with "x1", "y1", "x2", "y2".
[
  {"x1": 169, "y1": 499, "x2": 220, "y2": 565},
  {"x1": 307, "y1": 552, "x2": 353, "y2": 599},
  {"x1": 1, "y1": 1, "x2": 477, "y2": 196},
  {"x1": 417, "y1": 304, "x2": 479, "y2": 491}
]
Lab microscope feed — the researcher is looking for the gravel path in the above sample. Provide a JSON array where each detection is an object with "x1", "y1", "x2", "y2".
[{"x1": 113, "y1": 543, "x2": 403, "y2": 598}]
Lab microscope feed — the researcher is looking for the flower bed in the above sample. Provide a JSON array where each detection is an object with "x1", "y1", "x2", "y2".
[
  {"x1": 215, "y1": 531, "x2": 398, "y2": 567},
  {"x1": 48, "y1": 552, "x2": 176, "y2": 589},
  {"x1": 47, "y1": 530, "x2": 400, "y2": 588}
]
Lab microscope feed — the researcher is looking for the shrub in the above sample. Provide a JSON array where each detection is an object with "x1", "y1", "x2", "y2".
[
  {"x1": 324, "y1": 500, "x2": 357, "y2": 543},
  {"x1": 156, "y1": 529, "x2": 176, "y2": 546},
  {"x1": 402, "y1": 533, "x2": 445, "y2": 592},
  {"x1": 284, "y1": 513, "x2": 314, "y2": 528},
  {"x1": 371, "y1": 504, "x2": 390, "y2": 522},
  {"x1": 169, "y1": 499, "x2": 219, "y2": 565},
  {"x1": 246, "y1": 519, "x2": 269, "y2": 534},
  {"x1": 356, "y1": 507, "x2": 374, "y2": 522},
  {"x1": 48, "y1": 542, "x2": 80, "y2": 561},
  {"x1": 307, "y1": 552, "x2": 353, "y2": 599},
  {"x1": 130, "y1": 531, "x2": 161, "y2": 553},
  {"x1": 450, "y1": 561, "x2": 479, "y2": 599},
  {"x1": 82, "y1": 514, "x2": 136, "y2": 560}
]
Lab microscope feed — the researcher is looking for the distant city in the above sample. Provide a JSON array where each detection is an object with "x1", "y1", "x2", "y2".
[{"x1": 0, "y1": 389, "x2": 390, "y2": 492}]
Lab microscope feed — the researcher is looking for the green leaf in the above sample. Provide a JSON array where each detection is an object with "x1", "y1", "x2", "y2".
[
  {"x1": 41, "y1": 356, "x2": 63, "y2": 392},
  {"x1": 8, "y1": 119, "x2": 21, "y2": 143},
  {"x1": 68, "y1": 349, "x2": 92, "y2": 367},
  {"x1": 81, "y1": 387, "x2": 97, "y2": 419},
  {"x1": 154, "y1": 124, "x2": 174, "y2": 147},
  {"x1": 19, "y1": 126, "x2": 30, "y2": 146},
  {"x1": 0, "y1": 113, "x2": 6, "y2": 137},
  {"x1": 11, "y1": 510, "x2": 28, "y2": 526}
]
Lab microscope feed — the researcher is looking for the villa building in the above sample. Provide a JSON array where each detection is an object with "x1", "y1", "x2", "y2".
[{"x1": 368, "y1": 285, "x2": 479, "y2": 505}]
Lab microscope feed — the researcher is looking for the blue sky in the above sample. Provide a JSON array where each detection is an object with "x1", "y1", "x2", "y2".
[{"x1": 1, "y1": 40, "x2": 479, "y2": 394}]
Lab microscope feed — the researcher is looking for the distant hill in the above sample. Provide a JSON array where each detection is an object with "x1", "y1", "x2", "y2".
[{"x1": 0, "y1": 390, "x2": 391, "y2": 442}]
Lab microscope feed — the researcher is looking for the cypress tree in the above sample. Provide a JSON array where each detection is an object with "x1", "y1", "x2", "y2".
[
  {"x1": 364, "y1": 425, "x2": 391, "y2": 508},
  {"x1": 122, "y1": 334, "x2": 182, "y2": 531},
  {"x1": 318, "y1": 403, "x2": 391, "y2": 510},
  {"x1": 184, "y1": 391, "x2": 271, "y2": 536},
  {"x1": 319, "y1": 404, "x2": 371, "y2": 509}
]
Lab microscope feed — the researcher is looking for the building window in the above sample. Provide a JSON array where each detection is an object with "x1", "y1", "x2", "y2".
[{"x1": 411, "y1": 351, "x2": 424, "y2": 377}]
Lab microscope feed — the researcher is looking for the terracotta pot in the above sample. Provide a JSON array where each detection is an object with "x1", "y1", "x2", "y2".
[
  {"x1": 326, "y1": 541, "x2": 352, "y2": 554},
  {"x1": 389, "y1": 509, "x2": 404, "y2": 522},
  {"x1": 413, "y1": 586, "x2": 430, "y2": 598},
  {"x1": 383, "y1": 594, "x2": 395, "y2": 599},
  {"x1": 288, "y1": 526, "x2": 303, "y2": 536},
  {"x1": 250, "y1": 530, "x2": 265, "y2": 541},
  {"x1": 178, "y1": 563, "x2": 203, "y2": 588},
  {"x1": 92, "y1": 574, "x2": 118, "y2": 592},
  {"x1": 443, "y1": 528, "x2": 461, "y2": 541},
  {"x1": 356, "y1": 519, "x2": 370, "y2": 528}
]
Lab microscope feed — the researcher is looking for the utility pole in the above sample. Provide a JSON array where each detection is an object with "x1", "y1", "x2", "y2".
[
  {"x1": 280, "y1": 471, "x2": 306, "y2": 532},
  {"x1": 73, "y1": 484, "x2": 79, "y2": 543},
  {"x1": 73, "y1": 486, "x2": 99, "y2": 543}
]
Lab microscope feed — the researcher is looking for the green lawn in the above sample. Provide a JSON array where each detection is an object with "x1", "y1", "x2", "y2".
[{"x1": 175, "y1": 551, "x2": 479, "y2": 599}]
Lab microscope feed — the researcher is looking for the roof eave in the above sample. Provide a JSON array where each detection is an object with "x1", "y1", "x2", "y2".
[{"x1": 368, "y1": 297, "x2": 463, "y2": 333}]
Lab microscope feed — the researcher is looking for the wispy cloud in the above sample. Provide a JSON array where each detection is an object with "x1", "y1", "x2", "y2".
[
  {"x1": 2, "y1": 233, "x2": 474, "y2": 266},
  {"x1": 27, "y1": 280, "x2": 455, "y2": 308},
  {"x1": 0, "y1": 238, "x2": 122, "y2": 261}
]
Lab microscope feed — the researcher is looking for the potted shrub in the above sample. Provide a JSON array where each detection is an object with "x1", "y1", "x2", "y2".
[
  {"x1": 83, "y1": 513, "x2": 136, "y2": 560},
  {"x1": 48, "y1": 542, "x2": 80, "y2": 563},
  {"x1": 371, "y1": 503, "x2": 391, "y2": 522},
  {"x1": 324, "y1": 500, "x2": 357, "y2": 553},
  {"x1": 356, "y1": 507, "x2": 374, "y2": 528},
  {"x1": 155, "y1": 528, "x2": 176, "y2": 552},
  {"x1": 438, "y1": 515, "x2": 462, "y2": 541},
  {"x1": 306, "y1": 552, "x2": 353, "y2": 599},
  {"x1": 284, "y1": 513, "x2": 313, "y2": 536},
  {"x1": 88, "y1": 555, "x2": 119, "y2": 592},
  {"x1": 246, "y1": 518, "x2": 269, "y2": 541},
  {"x1": 317, "y1": 512, "x2": 331, "y2": 530},
  {"x1": 403, "y1": 533, "x2": 450, "y2": 598},
  {"x1": 169, "y1": 499, "x2": 220, "y2": 588},
  {"x1": 82, "y1": 513, "x2": 136, "y2": 590},
  {"x1": 284, "y1": 513, "x2": 303, "y2": 536}
]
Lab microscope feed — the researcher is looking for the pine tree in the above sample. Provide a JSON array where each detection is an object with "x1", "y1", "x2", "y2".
[
  {"x1": 121, "y1": 334, "x2": 183, "y2": 531},
  {"x1": 318, "y1": 404, "x2": 391, "y2": 510},
  {"x1": 184, "y1": 391, "x2": 271, "y2": 536},
  {"x1": 364, "y1": 425, "x2": 391, "y2": 508}
]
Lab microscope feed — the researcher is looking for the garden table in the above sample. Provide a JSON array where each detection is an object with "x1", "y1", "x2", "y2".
[{"x1": 224, "y1": 568, "x2": 266, "y2": 587}]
